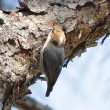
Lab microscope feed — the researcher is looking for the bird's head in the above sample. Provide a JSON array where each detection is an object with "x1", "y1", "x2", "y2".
[{"x1": 50, "y1": 26, "x2": 66, "y2": 47}]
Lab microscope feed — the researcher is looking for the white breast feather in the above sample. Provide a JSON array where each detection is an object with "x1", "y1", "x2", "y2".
[{"x1": 40, "y1": 31, "x2": 52, "y2": 71}]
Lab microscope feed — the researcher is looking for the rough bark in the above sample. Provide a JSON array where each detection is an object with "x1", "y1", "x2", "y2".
[
  {"x1": 0, "y1": 0, "x2": 110, "y2": 109},
  {"x1": 14, "y1": 96, "x2": 52, "y2": 110}
]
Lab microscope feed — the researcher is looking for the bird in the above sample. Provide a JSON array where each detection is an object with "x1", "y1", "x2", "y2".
[{"x1": 40, "y1": 26, "x2": 66, "y2": 97}]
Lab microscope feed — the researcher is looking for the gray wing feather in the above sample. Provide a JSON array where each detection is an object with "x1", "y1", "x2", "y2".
[{"x1": 43, "y1": 42, "x2": 64, "y2": 87}]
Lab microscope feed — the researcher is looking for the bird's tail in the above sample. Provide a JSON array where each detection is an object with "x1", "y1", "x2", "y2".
[{"x1": 45, "y1": 82, "x2": 53, "y2": 97}]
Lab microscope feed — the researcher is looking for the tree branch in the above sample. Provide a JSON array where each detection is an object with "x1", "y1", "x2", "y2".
[{"x1": 0, "y1": 0, "x2": 110, "y2": 109}]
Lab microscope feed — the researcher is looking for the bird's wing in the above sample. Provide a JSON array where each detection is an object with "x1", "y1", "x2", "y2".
[{"x1": 43, "y1": 43, "x2": 64, "y2": 86}]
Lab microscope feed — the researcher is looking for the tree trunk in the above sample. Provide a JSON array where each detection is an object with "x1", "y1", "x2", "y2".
[{"x1": 0, "y1": 0, "x2": 110, "y2": 109}]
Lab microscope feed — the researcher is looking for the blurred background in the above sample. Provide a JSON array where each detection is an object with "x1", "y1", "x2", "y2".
[
  {"x1": 1, "y1": 0, "x2": 110, "y2": 110},
  {"x1": 0, "y1": 0, "x2": 19, "y2": 11},
  {"x1": 28, "y1": 37, "x2": 110, "y2": 110}
]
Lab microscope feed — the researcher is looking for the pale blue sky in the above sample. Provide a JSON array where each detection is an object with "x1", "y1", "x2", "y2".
[
  {"x1": 29, "y1": 36, "x2": 110, "y2": 110},
  {"x1": 1, "y1": 1, "x2": 110, "y2": 110},
  {"x1": 1, "y1": 0, "x2": 19, "y2": 10}
]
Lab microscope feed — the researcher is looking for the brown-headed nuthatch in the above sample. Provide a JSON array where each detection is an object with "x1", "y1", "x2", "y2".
[{"x1": 40, "y1": 26, "x2": 66, "y2": 97}]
